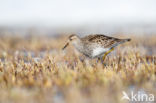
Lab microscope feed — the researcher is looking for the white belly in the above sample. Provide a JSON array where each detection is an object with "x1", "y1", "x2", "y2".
[{"x1": 92, "y1": 47, "x2": 109, "y2": 58}]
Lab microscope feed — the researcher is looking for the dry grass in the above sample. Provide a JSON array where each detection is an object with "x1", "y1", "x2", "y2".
[{"x1": 0, "y1": 34, "x2": 155, "y2": 103}]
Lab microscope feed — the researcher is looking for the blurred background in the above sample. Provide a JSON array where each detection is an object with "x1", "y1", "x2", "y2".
[
  {"x1": 0, "y1": 0, "x2": 156, "y2": 36},
  {"x1": 0, "y1": 1, "x2": 156, "y2": 103}
]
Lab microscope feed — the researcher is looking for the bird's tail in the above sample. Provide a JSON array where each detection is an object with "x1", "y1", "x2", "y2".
[
  {"x1": 122, "y1": 38, "x2": 131, "y2": 42},
  {"x1": 119, "y1": 38, "x2": 131, "y2": 44},
  {"x1": 110, "y1": 38, "x2": 131, "y2": 49},
  {"x1": 113, "y1": 38, "x2": 131, "y2": 47}
]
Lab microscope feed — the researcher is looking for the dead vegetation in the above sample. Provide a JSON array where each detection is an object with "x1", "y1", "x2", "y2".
[{"x1": 0, "y1": 34, "x2": 155, "y2": 103}]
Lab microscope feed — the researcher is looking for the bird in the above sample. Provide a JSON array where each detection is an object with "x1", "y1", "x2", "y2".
[{"x1": 62, "y1": 34, "x2": 131, "y2": 61}]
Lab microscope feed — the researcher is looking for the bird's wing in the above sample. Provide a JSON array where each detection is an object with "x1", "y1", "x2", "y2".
[{"x1": 82, "y1": 34, "x2": 122, "y2": 48}]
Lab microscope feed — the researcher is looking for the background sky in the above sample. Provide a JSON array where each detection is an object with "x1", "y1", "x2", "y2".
[
  {"x1": 0, "y1": 0, "x2": 156, "y2": 26},
  {"x1": 0, "y1": 0, "x2": 156, "y2": 34}
]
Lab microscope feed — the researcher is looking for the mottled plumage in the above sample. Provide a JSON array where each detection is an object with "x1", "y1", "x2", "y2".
[{"x1": 62, "y1": 34, "x2": 131, "y2": 59}]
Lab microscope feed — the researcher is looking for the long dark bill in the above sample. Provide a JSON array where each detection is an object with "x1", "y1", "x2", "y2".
[{"x1": 62, "y1": 42, "x2": 69, "y2": 50}]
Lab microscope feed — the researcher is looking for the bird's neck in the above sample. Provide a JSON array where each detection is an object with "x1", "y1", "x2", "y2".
[{"x1": 73, "y1": 39, "x2": 83, "y2": 50}]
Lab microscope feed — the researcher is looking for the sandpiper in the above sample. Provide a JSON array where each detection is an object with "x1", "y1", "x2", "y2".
[{"x1": 62, "y1": 34, "x2": 131, "y2": 61}]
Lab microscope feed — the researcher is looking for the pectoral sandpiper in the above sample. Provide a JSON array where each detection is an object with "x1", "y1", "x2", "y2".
[{"x1": 62, "y1": 34, "x2": 131, "y2": 61}]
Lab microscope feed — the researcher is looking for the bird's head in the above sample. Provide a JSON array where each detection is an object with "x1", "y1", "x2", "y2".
[{"x1": 62, "y1": 34, "x2": 80, "y2": 50}]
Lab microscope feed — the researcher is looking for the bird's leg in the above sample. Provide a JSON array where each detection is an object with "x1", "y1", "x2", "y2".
[{"x1": 102, "y1": 48, "x2": 114, "y2": 61}]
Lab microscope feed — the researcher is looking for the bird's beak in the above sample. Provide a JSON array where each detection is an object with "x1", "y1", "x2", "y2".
[{"x1": 62, "y1": 42, "x2": 69, "y2": 50}]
